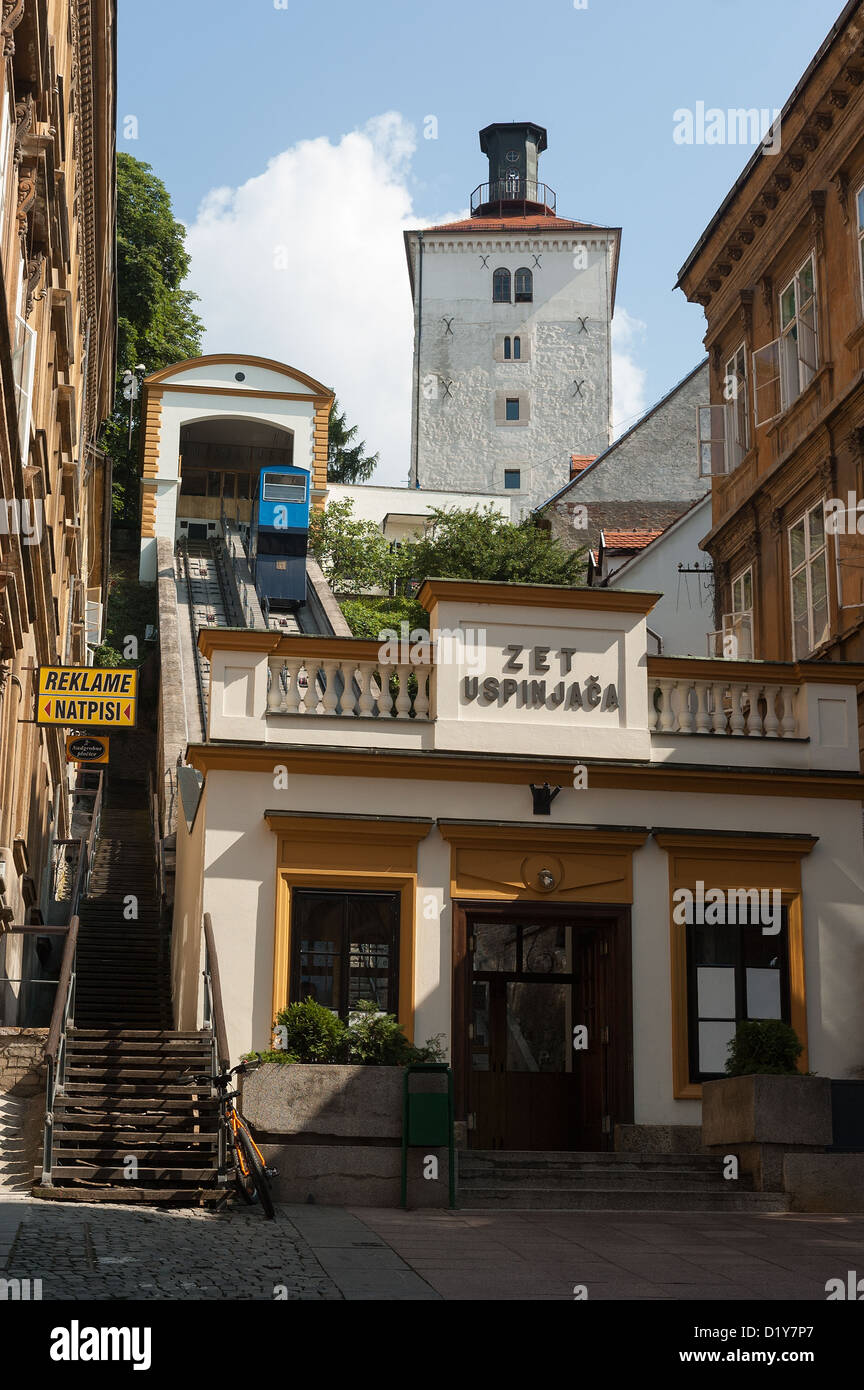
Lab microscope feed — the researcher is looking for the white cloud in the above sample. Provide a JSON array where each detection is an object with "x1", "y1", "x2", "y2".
[
  {"x1": 611, "y1": 308, "x2": 648, "y2": 439},
  {"x1": 185, "y1": 113, "x2": 458, "y2": 486}
]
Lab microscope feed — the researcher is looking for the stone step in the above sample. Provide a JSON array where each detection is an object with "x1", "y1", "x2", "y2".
[{"x1": 457, "y1": 1188, "x2": 791, "y2": 1212}]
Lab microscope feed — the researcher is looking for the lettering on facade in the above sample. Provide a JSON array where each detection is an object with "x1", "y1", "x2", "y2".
[{"x1": 463, "y1": 647, "x2": 618, "y2": 714}]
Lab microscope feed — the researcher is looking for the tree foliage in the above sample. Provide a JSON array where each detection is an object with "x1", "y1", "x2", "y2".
[
  {"x1": 406, "y1": 505, "x2": 585, "y2": 587},
  {"x1": 308, "y1": 496, "x2": 392, "y2": 592},
  {"x1": 108, "y1": 154, "x2": 204, "y2": 519},
  {"x1": 327, "y1": 398, "x2": 379, "y2": 484}
]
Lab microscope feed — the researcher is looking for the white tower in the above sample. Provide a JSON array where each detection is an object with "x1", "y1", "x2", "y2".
[{"x1": 405, "y1": 122, "x2": 620, "y2": 515}]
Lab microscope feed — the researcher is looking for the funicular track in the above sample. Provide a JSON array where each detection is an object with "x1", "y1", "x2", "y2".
[{"x1": 177, "y1": 539, "x2": 235, "y2": 729}]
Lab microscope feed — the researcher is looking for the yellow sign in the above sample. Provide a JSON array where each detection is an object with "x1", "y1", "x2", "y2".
[
  {"x1": 65, "y1": 734, "x2": 110, "y2": 764},
  {"x1": 37, "y1": 666, "x2": 138, "y2": 727}
]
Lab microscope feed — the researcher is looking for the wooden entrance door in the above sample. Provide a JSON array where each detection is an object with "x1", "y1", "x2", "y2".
[{"x1": 459, "y1": 905, "x2": 631, "y2": 1150}]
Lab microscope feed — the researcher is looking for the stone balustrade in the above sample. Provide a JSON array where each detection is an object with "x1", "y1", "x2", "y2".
[
  {"x1": 649, "y1": 666, "x2": 801, "y2": 738},
  {"x1": 266, "y1": 643, "x2": 431, "y2": 720}
]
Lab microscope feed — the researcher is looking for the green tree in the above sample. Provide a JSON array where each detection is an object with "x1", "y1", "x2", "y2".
[
  {"x1": 107, "y1": 153, "x2": 204, "y2": 520},
  {"x1": 402, "y1": 505, "x2": 585, "y2": 588},
  {"x1": 308, "y1": 497, "x2": 392, "y2": 593},
  {"x1": 327, "y1": 398, "x2": 379, "y2": 483}
]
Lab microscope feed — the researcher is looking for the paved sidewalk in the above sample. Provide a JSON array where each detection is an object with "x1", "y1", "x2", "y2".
[{"x1": 2, "y1": 1193, "x2": 863, "y2": 1301}]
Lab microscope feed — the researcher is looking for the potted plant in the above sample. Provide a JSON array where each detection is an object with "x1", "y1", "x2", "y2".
[{"x1": 701, "y1": 1020, "x2": 832, "y2": 1190}]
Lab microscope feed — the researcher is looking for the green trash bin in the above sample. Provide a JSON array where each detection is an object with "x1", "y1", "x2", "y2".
[{"x1": 401, "y1": 1063, "x2": 455, "y2": 1209}]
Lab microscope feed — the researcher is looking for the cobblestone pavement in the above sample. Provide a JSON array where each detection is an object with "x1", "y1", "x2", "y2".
[{"x1": 3, "y1": 1194, "x2": 864, "y2": 1301}]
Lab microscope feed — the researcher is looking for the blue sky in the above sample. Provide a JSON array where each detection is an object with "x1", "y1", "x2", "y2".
[{"x1": 119, "y1": 0, "x2": 845, "y2": 481}]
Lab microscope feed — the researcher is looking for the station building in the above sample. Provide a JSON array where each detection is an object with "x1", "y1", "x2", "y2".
[{"x1": 171, "y1": 579, "x2": 864, "y2": 1151}]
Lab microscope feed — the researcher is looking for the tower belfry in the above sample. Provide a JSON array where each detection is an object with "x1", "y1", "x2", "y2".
[
  {"x1": 404, "y1": 121, "x2": 621, "y2": 514},
  {"x1": 475, "y1": 122, "x2": 553, "y2": 217}
]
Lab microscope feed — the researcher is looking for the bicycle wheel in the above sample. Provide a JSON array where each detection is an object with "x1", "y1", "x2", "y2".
[{"x1": 235, "y1": 1127, "x2": 275, "y2": 1219}]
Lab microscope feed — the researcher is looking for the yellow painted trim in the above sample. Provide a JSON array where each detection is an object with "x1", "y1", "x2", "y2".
[
  {"x1": 418, "y1": 578, "x2": 660, "y2": 614},
  {"x1": 185, "y1": 742, "x2": 864, "y2": 800},
  {"x1": 156, "y1": 384, "x2": 332, "y2": 404},
  {"x1": 268, "y1": 816, "x2": 432, "y2": 1039},
  {"x1": 658, "y1": 834, "x2": 813, "y2": 1099},
  {"x1": 144, "y1": 353, "x2": 334, "y2": 398},
  {"x1": 648, "y1": 655, "x2": 864, "y2": 686},
  {"x1": 440, "y1": 822, "x2": 647, "y2": 904}
]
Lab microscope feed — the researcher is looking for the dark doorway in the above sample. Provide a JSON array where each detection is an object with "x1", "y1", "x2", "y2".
[{"x1": 453, "y1": 903, "x2": 632, "y2": 1150}]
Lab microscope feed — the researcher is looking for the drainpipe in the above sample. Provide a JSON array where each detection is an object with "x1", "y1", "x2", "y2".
[{"x1": 412, "y1": 232, "x2": 424, "y2": 488}]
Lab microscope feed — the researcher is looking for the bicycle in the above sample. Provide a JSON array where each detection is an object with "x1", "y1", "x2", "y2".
[{"x1": 181, "y1": 1058, "x2": 277, "y2": 1218}]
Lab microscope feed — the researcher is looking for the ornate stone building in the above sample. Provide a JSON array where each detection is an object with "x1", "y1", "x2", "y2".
[
  {"x1": 677, "y1": 0, "x2": 864, "y2": 744},
  {"x1": 0, "y1": 0, "x2": 116, "y2": 933}
]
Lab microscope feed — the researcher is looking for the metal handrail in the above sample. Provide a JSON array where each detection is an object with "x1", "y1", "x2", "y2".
[
  {"x1": 147, "y1": 765, "x2": 165, "y2": 906},
  {"x1": 202, "y1": 912, "x2": 230, "y2": 1072},
  {"x1": 41, "y1": 915, "x2": 79, "y2": 1186},
  {"x1": 179, "y1": 538, "x2": 209, "y2": 732},
  {"x1": 470, "y1": 179, "x2": 557, "y2": 215},
  {"x1": 70, "y1": 769, "x2": 103, "y2": 907}
]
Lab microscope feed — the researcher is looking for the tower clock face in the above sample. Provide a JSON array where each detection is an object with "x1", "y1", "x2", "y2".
[{"x1": 505, "y1": 150, "x2": 520, "y2": 163}]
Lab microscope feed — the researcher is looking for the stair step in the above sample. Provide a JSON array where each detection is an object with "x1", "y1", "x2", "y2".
[
  {"x1": 48, "y1": 1166, "x2": 220, "y2": 1183},
  {"x1": 457, "y1": 1189, "x2": 791, "y2": 1211},
  {"x1": 55, "y1": 1098, "x2": 218, "y2": 1113},
  {"x1": 55, "y1": 1130, "x2": 218, "y2": 1144},
  {"x1": 32, "y1": 1184, "x2": 225, "y2": 1204},
  {"x1": 70, "y1": 1031, "x2": 209, "y2": 1039}
]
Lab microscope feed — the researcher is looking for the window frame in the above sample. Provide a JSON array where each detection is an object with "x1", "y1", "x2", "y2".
[
  {"x1": 788, "y1": 501, "x2": 830, "y2": 658},
  {"x1": 778, "y1": 253, "x2": 818, "y2": 405},
  {"x1": 514, "y1": 267, "x2": 533, "y2": 303},
  {"x1": 686, "y1": 907, "x2": 791, "y2": 1083},
  {"x1": 505, "y1": 397, "x2": 520, "y2": 422},
  {"x1": 857, "y1": 183, "x2": 864, "y2": 311},
  {"x1": 503, "y1": 468, "x2": 522, "y2": 491},
  {"x1": 289, "y1": 888, "x2": 401, "y2": 1021},
  {"x1": 724, "y1": 342, "x2": 750, "y2": 460},
  {"x1": 492, "y1": 268, "x2": 511, "y2": 303}
]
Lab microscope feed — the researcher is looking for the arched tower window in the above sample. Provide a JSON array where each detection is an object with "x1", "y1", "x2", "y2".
[
  {"x1": 513, "y1": 336, "x2": 521, "y2": 359},
  {"x1": 504, "y1": 336, "x2": 511, "y2": 359},
  {"x1": 493, "y1": 268, "x2": 511, "y2": 303},
  {"x1": 514, "y1": 268, "x2": 533, "y2": 302}
]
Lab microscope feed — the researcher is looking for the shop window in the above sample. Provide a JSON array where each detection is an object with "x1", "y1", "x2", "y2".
[
  {"x1": 290, "y1": 889, "x2": 400, "y2": 1018},
  {"x1": 686, "y1": 906, "x2": 790, "y2": 1081}
]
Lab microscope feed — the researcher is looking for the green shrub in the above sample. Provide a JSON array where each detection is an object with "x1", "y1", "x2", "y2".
[
  {"x1": 340, "y1": 595, "x2": 427, "y2": 640},
  {"x1": 725, "y1": 1019, "x2": 803, "y2": 1076},
  {"x1": 246, "y1": 998, "x2": 448, "y2": 1067},
  {"x1": 273, "y1": 997, "x2": 350, "y2": 1062}
]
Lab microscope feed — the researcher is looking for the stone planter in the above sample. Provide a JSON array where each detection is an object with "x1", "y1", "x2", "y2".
[
  {"x1": 702, "y1": 1074, "x2": 832, "y2": 1191},
  {"x1": 240, "y1": 1064, "x2": 450, "y2": 1207}
]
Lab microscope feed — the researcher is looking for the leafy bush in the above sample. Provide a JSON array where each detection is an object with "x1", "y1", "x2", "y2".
[
  {"x1": 725, "y1": 1019, "x2": 803, "y2": 1076},
  {"x1": 245, "y1": 998, "x2": 447, "y2": 1067},
  {"x1": 272, "y1": 997, "x2": 350, "y2": 1063},
  {"x1": 340, "y1": 595, "x2": 428, "y2": 640}
]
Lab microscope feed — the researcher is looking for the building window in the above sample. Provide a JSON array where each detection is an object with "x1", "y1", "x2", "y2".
[
  {"x1": 513, "y1": 335, "x2": 521, "y2": 360},
  {"x1": 505, "y1": 398, "x2": 519, "y2": 421},
  {"x1": 504, "y1": 336, "x2": 511, "y2": 360},
  {"x1": 514, "y1": 267, "x2": 533, "y2": 302},
  {"x1": 290, "y1": 889, "x2": 400, "y2": 1019},
  {"x1": 724, "y1": 344, "x2": 749, "y2": 460},
  {"x1": 789, "y1": 502, "x2": 829, "y2": 657},
  {"x1": 686, "y1": 908, "x2": 790, "y2": 1081},
  {"x1": 493, "y1": 268, "x2": 511, "y2": 303},
  {"x1": 504, "y1": 469, "x2": 521, "y2": 490},
  {"x1": 12, "y1": 314, "x2": 36, "y2": 458},
  {"x1": 721, "y1": 566, "x2": 754, "y2": 659},
  {"x1": 779, "y1": 255, "x2": 818, "y2": 406}
]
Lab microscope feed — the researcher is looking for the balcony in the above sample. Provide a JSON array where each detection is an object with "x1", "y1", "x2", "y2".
[
  {"x1": 470, "y1": 179, "x2": 557, "y2": 219},
  {"x1": 198, "y1": 614, "x2": 863, "y2": 776}
]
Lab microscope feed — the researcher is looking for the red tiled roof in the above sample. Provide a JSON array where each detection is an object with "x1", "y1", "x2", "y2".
[
  {"x1": 602, "y1": 529, "x2": 663, "y2": 551},
  {"x1": 419, "y1": 214, "x2": 609, "y2": 234},
  {"x1": 570, "y1": 454, "x2": 596, "y2": 474}
]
